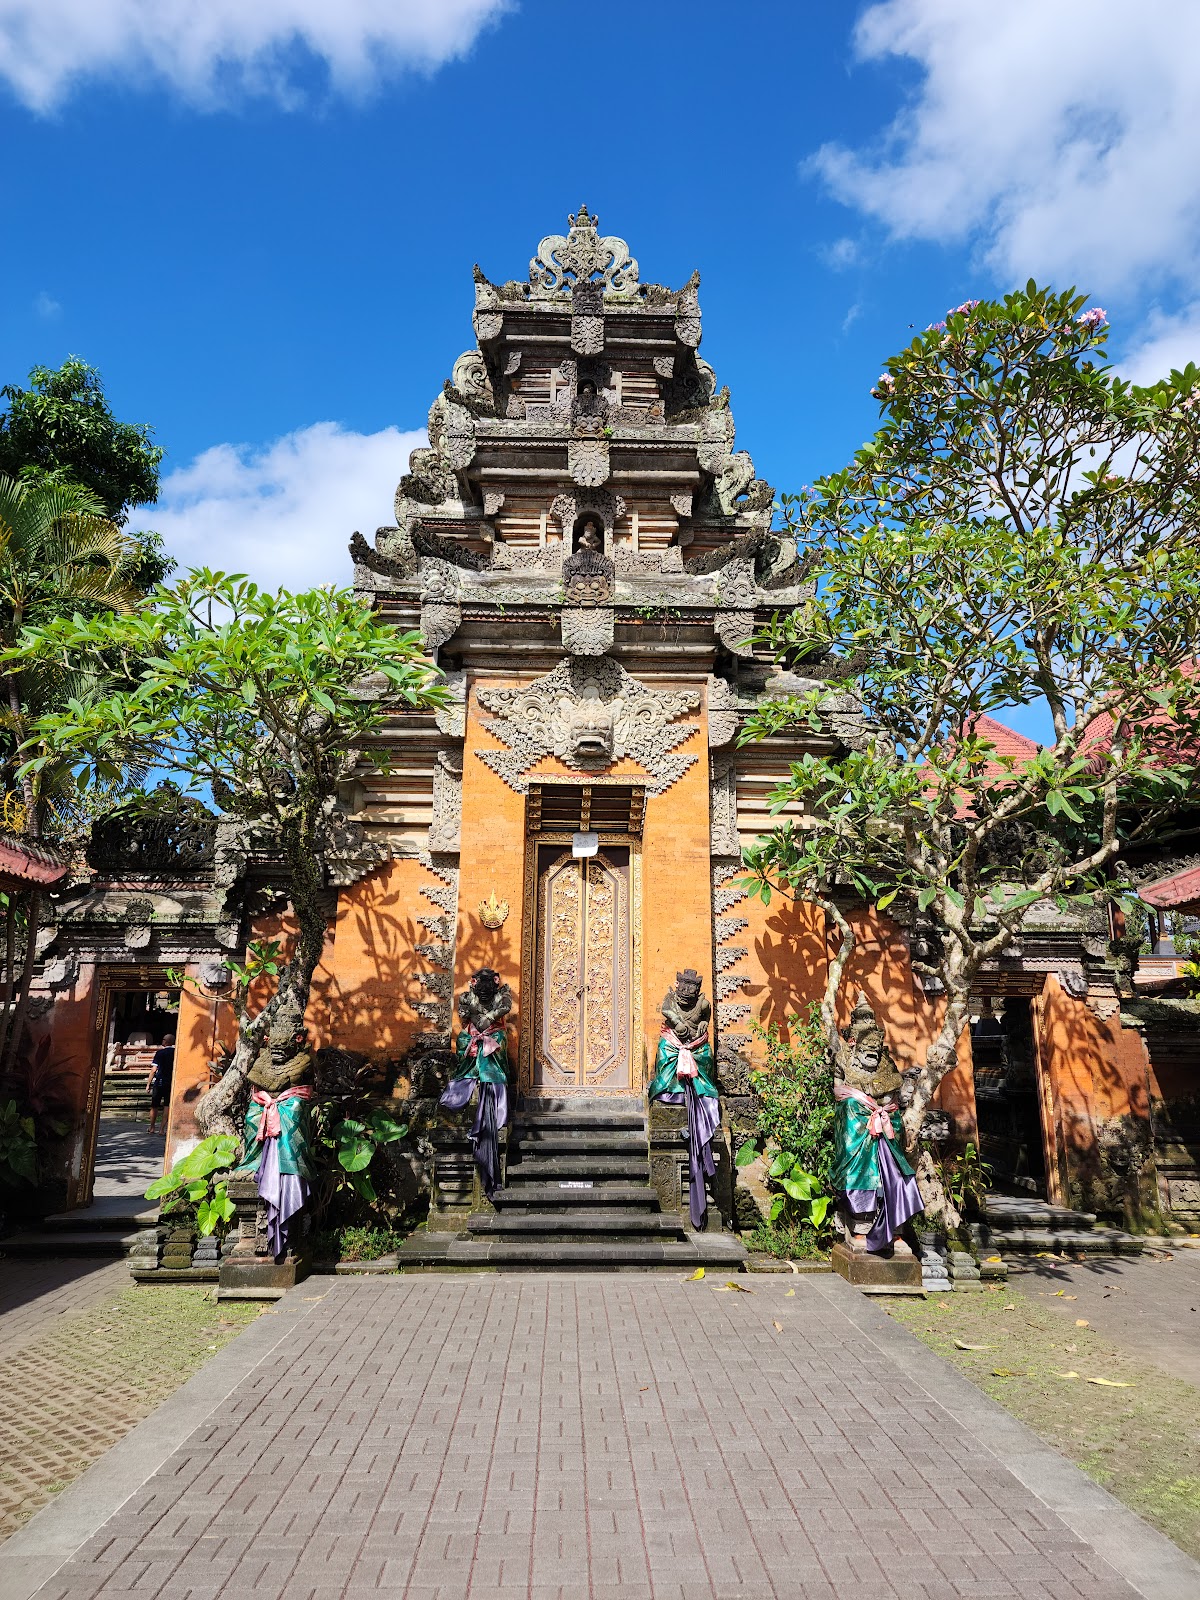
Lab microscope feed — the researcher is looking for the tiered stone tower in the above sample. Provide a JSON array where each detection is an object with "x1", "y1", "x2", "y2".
[{"x1": 339, "y1": 206, "x2": 830, "y2": 1139}]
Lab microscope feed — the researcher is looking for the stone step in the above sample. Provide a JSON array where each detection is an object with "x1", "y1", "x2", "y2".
[
  {"x1": 513, "y1": 1113, "x2": 645, "y2": 1133},
  {"x1": 980, "y1": 1226, "x2": 1145, "y2": 1257},
  {"x1": 521, "y1": 1096, "x2": 643, "y2": 1116},
  {"x1": 468, "y1": 1211, "x2": 687, "y2": 1238},
  {"x1": 510, "y1": 1132, "x2": 646, "y2": 1154},
  {"x1": 1, "y1": 1229, "x2": 145, "y2": 1258},
  {"x1": 398, "y1": 1234, "x2": 748, "y2": 1271},
  {"x1": 983, "y1": 1195, "x2": 1097, "y2": 1230},
  {"x1": 504, "y1": 1155, "x2": 650, "y2": 1183},
  {"x1": 42, "y1": 1199, "x2": 159, "y2": 1232},
  {"x1": 492, "y1": 1184, "x2": 661, "y2": 1211}
]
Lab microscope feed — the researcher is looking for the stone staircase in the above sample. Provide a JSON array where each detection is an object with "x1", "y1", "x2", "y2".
[
  {"x1": 396, "y1": 1095, "x2": 746, "y2": 1272},
  {"x1": 977, "y1": 1193, "x2": 1145, "y2": 1257},
  {"x1": 100, "y1": 1072, "x2": 151, "y2": 1120},
  {"x1": 2, "y1": 1195, "x2": 160, "y2": 1259}
]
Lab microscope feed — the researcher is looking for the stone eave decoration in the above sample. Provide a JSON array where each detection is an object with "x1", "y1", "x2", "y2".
[
  {"x1": 476, "y1": 656, "x2": 699, "y2": 795},
  {"x1": 529, "y1": 204, "x2": 640, "y2": 298}
]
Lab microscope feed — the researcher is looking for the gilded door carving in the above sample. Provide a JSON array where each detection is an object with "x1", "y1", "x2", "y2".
[{"x1": 534, "y1": 848, "x2": 631, "y2": 1090}]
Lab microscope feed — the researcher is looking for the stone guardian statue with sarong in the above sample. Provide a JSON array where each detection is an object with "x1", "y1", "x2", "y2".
[
  {"x1": 439, "y1": 967, "x2": 512, "y2": 1197},
  {"x1": 648, "y1": 969, "x2": 719, "y2": 1228},
  {"x1": 230, "y1": 995, "x2": 315, "y2": 1261}
]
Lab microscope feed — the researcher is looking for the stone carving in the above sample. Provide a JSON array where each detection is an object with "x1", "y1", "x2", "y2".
[
  {"x1": 550, "y1": 488, "x2": 625, "y2": 545},
  {"x1": 323, "y1": 803, "x2": 391, "y2": 888},
  {"x1": 476, "y1": 655, "x2": 700, "y2": 795},
  {"x1": 670, "y1": 490, "x2": 693, "y2": 520},
  {"x1": 421, "y1": 601, "x2": 462, "y2": 652},
  {"x1": 451, "y1": 350, "x2": 494, "y2": 411},
  {"x1": 562, "y1": 521, "x2": 615, "y2": 605},
  {"x1": 88, "y1": 787, "x2": 216, "y2": 878},
  {"x1": 654, "y1": 354, "x2": 675, "y2": 381},
  {"x1": 434, "y1": 670, "x2": 467, "y2": 738},
  {"x1": 674, "y1": 268, "x2": 701, "y2": 347},
  {"x1": 561, "y1": 607, "x2": 614, "y2": 656},
  {"x1": 715, "y1": 611, "x2": 757, "y2": 657},
  {"x1": 832, "y1": 994, "x2": 923, "y2": 1254},
  {"x1": 414, "y1": 854, "x2": 459, "y2": 1043},
  {"x1": 483, "y1": 488, "x2": 505, "y2": 517},
  {"x1": 709, "y1": 756, "x2": 740, "y2": 857},
  {"x1": 571, "y1": 280, "x2": 605, "y2": 354},
  {"x1": 568, "y1": 437, "x2": 610, "y2": 487},
  {"x1": 428, "y1": 751, "x2": 463, "y2": 853},
  {"x1": 707, "y1": 676, "x2": 741, "y2": 747},
  {"x1": 530, "y1": 205, "x2": 640, "y2": 295}
]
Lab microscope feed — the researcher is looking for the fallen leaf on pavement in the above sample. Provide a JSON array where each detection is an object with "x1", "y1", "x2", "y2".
[
  {"x1": 785, "y1": 1288, "x2": 796, "y2": 1297},
  {"x1": 1054, "y1": 1290, "x2": 1065, "y2": 1297},
  {"x1": 1086, "y1": 1376, "x2": 1134, "y2": 1387},
  {"x1": 991, "y1": 1368, "x2": 1026, "y2": 1378},
  {"x1": 773, "y1": 1320, "x2": 784, "y2": 1332},
  {"x1": 639, "y1": 1386, "x2": 649, "y2": 1392},
  {"x1": 715, "y1": 1281, "x2": 753, "y2": 1292},
  {"x1": 1076, "y1": 1319, "x2": 1090, "y2": 1327},
  {"x1": 1065, "y1": 1294, "x2": 1077, "y2": 1300},
  {"x1": 685, "y1": 1268, "x2": 705, "y2": 1281},
  {"x1": 1057, "y1": 1371, "x2": 1080, "y2": 1380},
  {"x1": 954, "y1": 1340, "x2": 992, "y2": 1351}
]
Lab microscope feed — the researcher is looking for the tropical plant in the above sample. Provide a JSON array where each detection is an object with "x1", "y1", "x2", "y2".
[
  {"x1": 740, "y1": 286, "x2": 1200, "y2": 1210},
  {"x1": 762, "y1": 1151, "x2": 832, "y2": 1235},
  {"x1": 11, "y1": 570, "x2": 446, "y2": 1111},
  {"x1": 938, "y1": 1140, "x2": 993, "y2": 1219},
  {"x1": 326, "y1": 1110, "x2": 410, "y2": 1207},
  {"x1": 735, "y1": 1007, "x2": 835, "y2": 1187},
  {"x1": 0, "y1": 1097, "x2": 37, "y2": 1187},
  {"x1": 144, "y1": 1133, "x2": 239, "y2": 1236}
]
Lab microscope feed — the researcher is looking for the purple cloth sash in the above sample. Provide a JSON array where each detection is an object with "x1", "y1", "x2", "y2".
[
  {"x1": 439, "y1": 1079, "x2": 508, "y2": 1198},
  {"x1": 842, "y1": 1139, "x2": 923, "y2": 1252},
  {"x1": 655, "y1": 1083, "x2": 720, "y2": 1228},
  {"x1": 255, "y1": 1135, "x2": 309, "y2": 1260}
]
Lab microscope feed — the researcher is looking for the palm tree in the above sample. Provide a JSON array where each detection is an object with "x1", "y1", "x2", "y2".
[{"x1": 0, "y1": 474, "x2": 143, "y2": 1066}]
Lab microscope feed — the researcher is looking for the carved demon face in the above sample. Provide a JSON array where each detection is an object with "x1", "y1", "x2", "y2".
[{"x1": 560, "y1": 690, "x2": 618, "y2": 764}]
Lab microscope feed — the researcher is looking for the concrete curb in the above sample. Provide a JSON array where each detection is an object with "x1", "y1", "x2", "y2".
[
  {"x1": 808, "y1": 1273, "x2": 1200, "y2": 1600},
  {"x1": 0, "y1": 1284, "x2": 329, "y2": 1600}
]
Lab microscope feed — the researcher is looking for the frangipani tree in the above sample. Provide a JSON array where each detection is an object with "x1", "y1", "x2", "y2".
[
  {"x1": 12, "y1": 570, "x2": 444, "y2": 1100},
  {"x1": 741, "y1": 287, "x2": 1200, "y2": 1201}
]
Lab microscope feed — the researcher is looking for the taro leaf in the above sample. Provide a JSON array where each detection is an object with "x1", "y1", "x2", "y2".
[
  {"x1": 809, "y1": 1195, "x2": 830, "y2": 1226},
  {"x1": 348, "y1": 1169, "x2": 377, "y2": 1204},
  {"x1": 782, "y1": 1174, "x2": 815, "y2": 1202},
  {"x1": 145, "y1": 1133, "x2": 238, "y2": 1200},
  {"x1": 337, "y1": 1137, "x2": 374, "y2": 1172},
  {"x1": 734, "y1": 1141, "x2": 759, "y2": 1168},
  {"x1": 769, "y1": 1152, "x2": 793, "y2": 1179},
  {"x1": 769, "y1": 1195, "x2": 787, "y2": 1223}
]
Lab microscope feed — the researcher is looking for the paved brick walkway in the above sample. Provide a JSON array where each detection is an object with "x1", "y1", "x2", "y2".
[
  {"x1": 0, "y1": 1261, "x2": 130, "y2": 1362},
  {"x1": 10, "y1": 1274, "x2": 1198, "y2": 1600}
]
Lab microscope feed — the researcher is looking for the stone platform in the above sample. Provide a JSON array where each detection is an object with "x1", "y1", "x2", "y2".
[{"x1": 6, "y1": 1274, "x2": 1198, "y2": 1600}]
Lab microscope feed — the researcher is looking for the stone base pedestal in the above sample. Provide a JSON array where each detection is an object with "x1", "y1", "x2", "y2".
[
  {"x1": 831, "y1": 1241, "x2": 923, "y2": 1294},
  {"x1": 217, "y1": 1251, "x2": 310, "y2": 1300}
]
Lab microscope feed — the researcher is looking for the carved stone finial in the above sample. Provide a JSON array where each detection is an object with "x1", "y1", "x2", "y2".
[
  {"x1": 562, "y1": 519, "x2": 615, "y2": 605},
  {"x1": 530, "y1": 209, "x2": 640, "y2": 295}
]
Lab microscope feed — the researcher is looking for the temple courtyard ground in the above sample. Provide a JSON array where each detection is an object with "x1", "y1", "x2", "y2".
[{"x1": 2, "y1": 1272, "x2": 1199, "y2": 1600}]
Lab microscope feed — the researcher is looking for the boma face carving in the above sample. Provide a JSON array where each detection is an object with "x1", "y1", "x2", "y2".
[{"x1": 561, "y1": 694, "x2": 617, "y2": 762}]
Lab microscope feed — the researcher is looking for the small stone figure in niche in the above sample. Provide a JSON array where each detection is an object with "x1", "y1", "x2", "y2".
[
  {"x1": 830, "y1": 993, "x2": 923, "y2": 1252},
  {"x1": 562, "y1": 517, "x2": 615, "y2": 606},
  {"x1": 230, "y1": 995, "x2": 315, "y2": 1261},
  {"x1": 648, "y1": 969, "x2": 720, "y2": 1228},
  {"x1": 439, "y1": 967, "x2": 512, "y2": 1197}
]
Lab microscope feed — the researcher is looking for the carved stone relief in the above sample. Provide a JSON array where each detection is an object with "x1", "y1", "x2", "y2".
[
  {"x1": 561, "y1": 608, "x2": 615, "y2": 656},
  {"x1": 711, "y1": 862, "x2": 752, "y2": 1093},
  {"x1": 568, "y1": 438, "x2": 610, "y2": 487},
  {"x1": 428, "y1": 751, "x2": 464, "y2": 854},
  {"x1": 421, "y1": 601, "x2": 462, "y2": 652},
  {"x1": 715, "y1": 611, "x2": 757, "y2": 658},
  {"x1": 674, "y1": 270, "x2": 701, "y2": 348},
  {"x1": 571, "y1": 280, "x2": 605, "y2": 354},
  {"x1": 707, "y1": 676, "x2": 740, "y2": 748},
  {"x1": 476, "y1": 656, "x2": 700, "y2": 795},
  {"x1": 414, "y1": 853, "x2": 459, "y2": 1046},
  {"x1": 529, "y1": 205, "x2": 640, "y2": 295},
  {"x1": 670, "y1": 490, "x2": 693, "y2": 520},
  {"x1": 550, "y1": 489, "x2": 625, "y2": 546},
  {"x1": 709, "y1": 757, "x2": 740, "y2": 857},
  {"x1": 451, "y1": 350, "x2": 494, "y2": 410}
]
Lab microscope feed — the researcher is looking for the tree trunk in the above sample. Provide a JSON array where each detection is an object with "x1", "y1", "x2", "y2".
[
  {"x1": 817, "y1": 895, "x2": 855, "y2": 1054},
  {"x1": 0, "y1": 894, "x2": 19, "y2": 1066}
]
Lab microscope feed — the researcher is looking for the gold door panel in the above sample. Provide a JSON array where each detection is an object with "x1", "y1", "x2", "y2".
[{"x1": 534, "y1": 848, "x2": 631, "y2": 1091}]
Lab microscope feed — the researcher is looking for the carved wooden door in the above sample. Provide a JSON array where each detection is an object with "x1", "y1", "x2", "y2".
[{"x1": 534, "y1": 847, "x2": 631, "y2": 1091}]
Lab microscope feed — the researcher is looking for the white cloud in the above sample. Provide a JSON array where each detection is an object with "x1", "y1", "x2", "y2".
[
  {"x1": 33, "y1": 290, "x2": 61, "y2": 318},
  {"x1": 0, "y1": 0, "x2": 509, "y2": 112},
  {"x1": 819, "y1": 237, "x2": 859, "y2": 272},
  {"x1": 141, "y1": 421, "x2": 424, "y2": 592},
  {"x1": 810, "y1": 0, "x2": 1200, "y2": 296},
  {"x1": 1120, "y1": 304, "x2": 1200, "y2": 385}
]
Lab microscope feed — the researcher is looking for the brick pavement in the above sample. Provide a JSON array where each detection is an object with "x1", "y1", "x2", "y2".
[
  {"x1": 0, "y1": 1261, "x2": 130, "y2": 1361},
  {"x1": 14, "y1": 1274, "x2": 1188, "y2": 1600}
]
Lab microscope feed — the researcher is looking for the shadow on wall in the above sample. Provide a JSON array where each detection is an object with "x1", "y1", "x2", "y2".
[
  {"x1": 1040, "y1": 976, "x2": 1159, "y2": 1224},
  {"x1": 743, "y1": 899, "x2": 826, "y2": 1040}
]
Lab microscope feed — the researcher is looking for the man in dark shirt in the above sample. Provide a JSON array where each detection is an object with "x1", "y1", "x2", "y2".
[{"x1": 146, "y1": 1032, "x2": 176, "y2": 1134}]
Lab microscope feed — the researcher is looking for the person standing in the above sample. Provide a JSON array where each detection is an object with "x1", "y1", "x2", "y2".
[{"x1": 146, "y1": 1032, "x2": 176, "y2": 1134}]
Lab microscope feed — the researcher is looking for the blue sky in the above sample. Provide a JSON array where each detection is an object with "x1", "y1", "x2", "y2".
[{"x1": 4, "y1": 0, "x2": 1200, "y2": 596}]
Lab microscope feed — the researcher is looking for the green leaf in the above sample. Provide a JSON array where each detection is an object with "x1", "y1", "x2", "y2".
[
  {"x1": 782, "y1": 1174, "x2": 816, "y2": 1201},
  {"x1": 875, "y1": 889, "x2": 899, "y2": 911},
  {"x1": 769, "y1": 1152, "x2": 793, "y2": 1178},
  {"x1": 917, "y1": 886, "x2": 937, "y2": 911},
  {"x1": 809, "y1": 1196, "x2": 830, "y2": 1227},
  {"x1": 734, "y1": 1140, "x2": 759, "y2": 1167},
  {"x1": 769, "y1": 1195, "x2": 787, "y2": 1223}
]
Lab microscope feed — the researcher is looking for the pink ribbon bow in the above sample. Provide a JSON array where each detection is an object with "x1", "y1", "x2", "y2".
[
  {"x1": 834, "y1": 1084, "x2": 897, "y2": 1141},
  {"x1": 663, "y1": 1027, "x2": 707, "y2": 1081},
  {"x1": 250, "y1": 1085, "x2": 312, "y2": 1142},
  {"x1": 467, "y1": 1024, "x2": 503, "y2": 1059}
]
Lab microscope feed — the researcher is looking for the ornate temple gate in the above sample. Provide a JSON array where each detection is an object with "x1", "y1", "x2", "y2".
[{"x1": 521, "y1": 783, "x2": 643, "y2": 1095}]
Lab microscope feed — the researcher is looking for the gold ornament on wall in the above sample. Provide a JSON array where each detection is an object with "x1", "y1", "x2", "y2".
[{"x1": 477, "y1": 892, "x2": 510, "y2": 931}]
